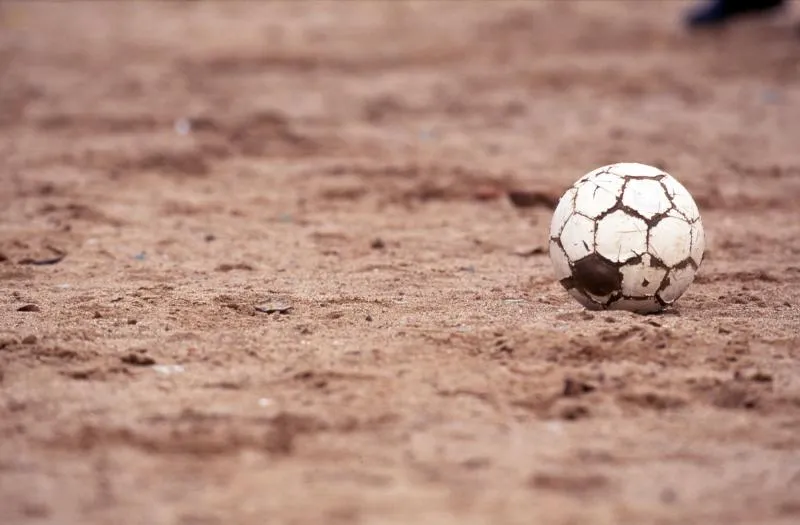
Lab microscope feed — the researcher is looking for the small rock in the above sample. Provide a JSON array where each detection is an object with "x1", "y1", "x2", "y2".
[
  {"x1": 370, "y1": 238, "x2": 386, "y2": 250},
  {"x1": 21, "y1": 335, "x2": 37, "y2": 345},
  {"x1": 204, "y1": 234, "x2": 216, "y2": 242},
  {"x1": 749, "y1": 371, "x2": 773, "y2": 383},
  {"x1": 255, "y1": 303, "x2": 293, "y2": 314},
  {"x1": 120, "y1": 352, "x2": 156, "y2": 366},
  {"x1": 17, "y1": 304, "x2": 40, "y2": 312},
  {"x1": 365, "y1": 314, "x2": 373, "y2": 322},
  {"x1": 127, "y1": 319, "x2": 138, "y2": 325}
]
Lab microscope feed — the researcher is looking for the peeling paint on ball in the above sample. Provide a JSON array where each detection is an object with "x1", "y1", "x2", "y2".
[{"x1": 547, "y1": 162, "x2": 704, "y2": 314}]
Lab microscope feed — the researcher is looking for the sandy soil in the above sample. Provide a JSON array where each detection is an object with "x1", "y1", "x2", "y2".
[{"x1": 1, "y1": 2, "x2": 800, "y2": 524}]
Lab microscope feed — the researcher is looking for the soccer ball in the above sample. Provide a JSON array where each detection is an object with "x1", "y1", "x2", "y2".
[{"x1": 549, "y1": 162, "x2": 704, "y2": 314}]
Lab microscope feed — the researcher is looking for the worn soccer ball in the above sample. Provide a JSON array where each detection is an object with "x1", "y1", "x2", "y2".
[{"x1": 549, "y1": 162, "x2": 704, "y2": 314}]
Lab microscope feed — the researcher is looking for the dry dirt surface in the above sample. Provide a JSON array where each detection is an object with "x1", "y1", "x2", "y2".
[{"x1": 1, "y1": 2, "x2": 800, "y2": 524}]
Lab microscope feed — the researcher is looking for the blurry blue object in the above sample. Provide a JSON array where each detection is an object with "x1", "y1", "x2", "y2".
[
  {"x1": 419, "y1": 129, "x2": 435, "y2": 142},
  {"x1": 685, "y1": 0, "x2": 785, "y2": 27},
  {"x1": 761, "y1": 89, "x2": 782, "y2": 104},
  {"x1": 133, "y1": 251, "x2": 146, "y2": 261}
]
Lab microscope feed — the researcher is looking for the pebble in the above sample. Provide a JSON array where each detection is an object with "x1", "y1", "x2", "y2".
[
  {"x1": 174, "y1": 117, "x2": 192, "y2": 135},
  {"x1": 152, "y1": 364, "x2": 185, "y2": 375},
  {"x1": 255, "y1": 303, "x2": 293, "y2": 314},
  {"x1": 120, "y1": 352, "x2": 156, "y2": 366},
  {"x1": 17, "y1": 304, "x2": 40, "y2": 312}
]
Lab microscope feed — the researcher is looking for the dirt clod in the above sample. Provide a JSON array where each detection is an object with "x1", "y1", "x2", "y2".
[
  {"x1": 562, "y1": 377, "x2": 596, "y2": 397},
  {"x1": 120, "y1": 352, "x2": 156, "y2": 366},
  {"x1": 255, "y1": 303, "x2": 293, "y2": 315},
  {"x1": 17, "y1": 304, "x2": 41, "y2": 312}
]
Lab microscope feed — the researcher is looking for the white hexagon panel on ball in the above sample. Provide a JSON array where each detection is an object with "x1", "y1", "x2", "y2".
[{"x1": 548, "y1": 162, "x2": 705, "y2": 314}]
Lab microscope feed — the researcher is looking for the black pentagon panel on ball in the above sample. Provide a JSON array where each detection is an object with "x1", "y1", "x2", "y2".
[{"x1": 568, "y1": 253, "x2": 623, "y2": 297}]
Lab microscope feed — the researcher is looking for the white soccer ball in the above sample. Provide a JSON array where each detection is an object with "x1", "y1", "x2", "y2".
[{"x1": 549, "y1": 162, "x2": 704, "y2": 314}]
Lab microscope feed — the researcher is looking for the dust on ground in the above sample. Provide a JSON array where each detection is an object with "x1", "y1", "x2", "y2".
[{"x1": 1, "y1": 2, "x2": 799, "y2": 524}]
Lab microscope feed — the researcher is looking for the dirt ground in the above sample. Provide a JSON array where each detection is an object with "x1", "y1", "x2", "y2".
[{"x1": 1, "y1": 1, "x2": 799, "y2": 524}]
